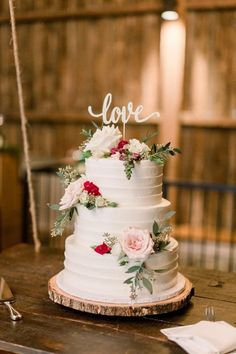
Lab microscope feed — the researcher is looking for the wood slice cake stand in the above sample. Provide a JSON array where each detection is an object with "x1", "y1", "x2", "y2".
[{"x1": 48, "y1": 275, "x2": 194, "y2": 317}]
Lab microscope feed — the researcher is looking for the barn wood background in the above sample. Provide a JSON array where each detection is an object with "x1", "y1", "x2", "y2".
[{"x1": 0, "y1": 0, "x2": 236, "y2": 255}]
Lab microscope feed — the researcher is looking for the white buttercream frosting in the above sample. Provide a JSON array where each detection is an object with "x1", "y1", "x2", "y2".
[
  {"x1": 85, "y1": 158, "x2": 163, "y2": 206},
  {"x1": 57, "y1": 157, "x2": 185, "y2": 304}
]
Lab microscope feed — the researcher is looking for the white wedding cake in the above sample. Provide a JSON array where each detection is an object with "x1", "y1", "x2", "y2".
[{"x1": 51, "y1": 123, "x2": 185, "y2": 304}]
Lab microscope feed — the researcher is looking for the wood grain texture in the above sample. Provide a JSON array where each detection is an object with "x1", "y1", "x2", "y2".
[
  {"x1": 0, "y1": 0, "x2": 161, "y2": 160},
  {"x1": 0, "y1": 244, "x2": 235, "y2": 354},
  {"x1": 48, "y1": 275, "x2": 194, "y2": 316},
  {"x1": 183, "y1": 9, "x2": 236, "y2": 118}
]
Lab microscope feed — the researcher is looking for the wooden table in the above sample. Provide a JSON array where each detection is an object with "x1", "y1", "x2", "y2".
[{"x1": 0, "y1": 244, "x2": 235, "y2": 354}]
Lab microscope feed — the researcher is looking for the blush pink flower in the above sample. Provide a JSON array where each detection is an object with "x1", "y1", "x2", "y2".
[
  {"x1": 59, "y1": 176, "x2": 86, "y2": 210},
  {"x1": 121, "y1": 227, "x2": 154, "y2": 261}
]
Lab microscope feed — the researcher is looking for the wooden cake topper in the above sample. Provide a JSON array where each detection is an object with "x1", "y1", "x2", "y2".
[{"x1": 88, "y1": 93, "x2": 160, "y2": 138}]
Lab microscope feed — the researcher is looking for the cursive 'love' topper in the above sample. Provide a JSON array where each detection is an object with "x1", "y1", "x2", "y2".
[{"x1": 88, "y1": 93, "x2": 160, "y2": 138}]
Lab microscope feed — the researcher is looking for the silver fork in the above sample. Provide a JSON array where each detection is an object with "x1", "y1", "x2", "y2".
[{"x1": 205, "y1": 306, "x2": 215, "y2": 321}]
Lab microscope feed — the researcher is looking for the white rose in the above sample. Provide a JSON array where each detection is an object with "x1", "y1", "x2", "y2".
[
  {"x1": 121, "y1": 227, "x2": 154, "y2": 261},
  {"x1": 95, "y1": 196, "x2": 106, "y2": 207},
  {"x1": 59, "y1": 176, "x2": 86, "y2": 210},
  {"x1": 111, "y1": 242, "x2": 122, "y2": 258},
  {"x1": 128, "y1": 139, "x2": 150, "y2": 155},
  {"x1": 84, "y1": 125, "x2": 122, "y2": 158},
  {"x1": 79, "y1": 190, "x2": 89, "y2": 204}
]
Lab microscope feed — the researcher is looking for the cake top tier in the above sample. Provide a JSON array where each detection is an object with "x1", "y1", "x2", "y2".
[{"x1": 81, "y1": 125, "x2": 180, "y2": 181}]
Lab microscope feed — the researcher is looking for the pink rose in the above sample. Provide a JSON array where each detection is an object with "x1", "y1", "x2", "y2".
[{"x1": 121, "y1": 227, "x2": 154, "y2": 261}]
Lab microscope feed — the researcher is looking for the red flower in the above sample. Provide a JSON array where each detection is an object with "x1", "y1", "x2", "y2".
[
  {"x1": 111, "y1": 140, "x2": 129, "y2": 155},
  {"x1": 94, "y1": 243, "x2": 111, "y2": 255},
  {"x1": 83, "y1": 181, "x2": 101, "y2": 196},
  {"x1": 111, "y1": 147, "x2": 119, "y2": 155},
  {"x1": 117, "y1": 140, "x2": 128, "y2": 150}
]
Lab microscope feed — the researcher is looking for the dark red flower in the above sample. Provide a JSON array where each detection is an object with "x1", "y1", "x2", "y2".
[
  {"x1": 117, "y1": 140, "x2": 129, "y2": 150},
  {"x1": 111, "y1": 147, "x2": 119, "y2": 155},
  {"x1": 83, "y1": 181, "x2": 101, "y2": 196},
  {"x1": 94, "y1": 243, "x2": 111, "y2": 255},
  {"x1": 111, "y1": 140, "x2": 129, "y2": 155}
]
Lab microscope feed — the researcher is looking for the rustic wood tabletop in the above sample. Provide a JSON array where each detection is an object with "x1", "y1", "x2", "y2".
[{"x1": 0, "y1": 244, "x2": 235, "y2": 354}]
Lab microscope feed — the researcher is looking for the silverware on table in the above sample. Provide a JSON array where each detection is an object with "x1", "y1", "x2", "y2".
[
  {"x1": 205, "y1": 306, "x2": 215, "y2": 322},
  {"x1": 0, "y1": 277, "x2": 22, "y2": 321}
]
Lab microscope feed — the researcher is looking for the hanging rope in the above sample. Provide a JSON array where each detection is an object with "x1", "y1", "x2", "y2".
[{"x1": 8, "y1": 0, "x2": 41, "y2": 252}]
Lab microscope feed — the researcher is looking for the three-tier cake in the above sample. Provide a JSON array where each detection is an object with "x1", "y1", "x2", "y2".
[{"x1": 48, "y1": 124, "x2": 193, "y2": 311}]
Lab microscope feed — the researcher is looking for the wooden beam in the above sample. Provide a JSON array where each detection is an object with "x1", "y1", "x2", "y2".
[
  {"x1": 186, "y1": 0, "x2": 236, "y2": 10},
  {"x1": 181, "y1": 116, "x2": 236, "y2": 129},
  {"x1": 0, "y1": 0, "x2": 235, "y2": 26},
  {"x1": 0, "y1": 3, "x2": 162, "y2": 25}
]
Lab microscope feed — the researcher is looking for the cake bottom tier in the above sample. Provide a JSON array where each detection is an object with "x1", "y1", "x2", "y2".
[
  {"x1": 57, "y1": 235, "x2": 186, "y2": 304},
  {"x1": 57, "y1": 271, "x2": 186, "y2": 304}
]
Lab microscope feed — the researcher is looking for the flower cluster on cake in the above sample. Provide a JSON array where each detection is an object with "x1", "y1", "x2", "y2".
[{"x1": 50, "y1": 121, "x2": 187, "y2": 304}]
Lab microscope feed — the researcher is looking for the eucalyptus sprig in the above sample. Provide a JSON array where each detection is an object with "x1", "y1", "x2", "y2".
[
  {"x1": 124, "y1": 262, "x2": 153, "y2": 300},
  {"x1": 141, "y1": 130, "x2": 158, "y2": 143},
  {"x1": 149, "y1": 142, "x2": 181, "y2": 165},
  {"x1": 51, "y1": 206, "x2": 77, "y2": 237},
  {"x1": 124, "y1": 158, "x2": 135, "y2": 180},
  {"x1": 151, "y1": 211, "x2": 175, "y2": 252},
  {"x1": 103, "y1": 233, "x2": 118, "y2": 248},
  {"x1": 56, "y1": 166, "x2": 80, "y2": 187}
]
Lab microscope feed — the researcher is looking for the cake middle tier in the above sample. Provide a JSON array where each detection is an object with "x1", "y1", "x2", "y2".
[
  {"x1": 74, "y1": 199, "x2": 171, "y2": 246},
  {"x1": 85, "y1": 158, "x2": 163, "y2": 206}
]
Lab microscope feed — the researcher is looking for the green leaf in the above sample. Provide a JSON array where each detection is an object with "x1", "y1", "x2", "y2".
[
  {"x1": 81, "y1": 128, "x2": 93, "y2": 138},
  {"x1": 118, "y1": 251, "x2": 126, "y2": 261},
  {"x1": 153, "y1": 220, "x2": 160, "y2": 236},
  {"x1": 48, "y1": 203, "x2": 60, "y2": 210},
  {"x1": 91, "y1": 120, "x2": 100, "y2": 129},
  {"x1": 174, "y1": 147, "x2": 181, "y2": 153},
  {"x1": 126, "y1": 265, "x2": 141, "y2": 273},
  {"x1": 108, "y1": 202, "x2": 118, "y2": 208},
  {"x1": 119, "y1": 260, "x2": 129, "y2": 266},
  {"x1": 143, "y1": 278, "x2": 153, "y2": 294},
  {"x1": 124, "y1": 159, "x2": 135, "y2": 180},
  {"x1": 51, "y1": 209, "x2": 71, "y2": 237},
  {"x1": 162, "y1": 210, "x2": 176, "y2": 222},
  {"x1": 86, "y1": 203, "x2": 96, "y2": 210},
  {"x1": 151, "y1": 144, "x2": 157, "y2": 154},
  {"x1": 69, "y1": 207, "x2": 76, "y2": 220},
  {"x1": 79, "y1": 150, "x2": 92, "y2": 162},
  {"x1": 124, "y1": 277, "x2": 134, "y2": 284},
  {"x1": 142, "y1": 131, "x2": 158, "y2": 143}
]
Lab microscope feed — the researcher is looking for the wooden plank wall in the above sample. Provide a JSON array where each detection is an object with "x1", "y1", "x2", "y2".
[
  {"x1": 179, "y1": 7, "x2": 236, "y2": 183},
  {"x1": 183, "y1": 9, "x2": 236, "y2": 119},
  {"x1": 173, "y1": 5, "x2": 236, "y2": 257},
  {"x1": 0, "y1": 0, "x2": 235, "y2": 257},
  {"x1": 0, "y1": 0, "x2": 161, "y2": 160}
]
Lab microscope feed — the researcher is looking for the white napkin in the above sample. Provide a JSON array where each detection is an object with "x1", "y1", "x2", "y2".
[{"x1": 161, "y1": 321, "x2": 236, "y2": 354}]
